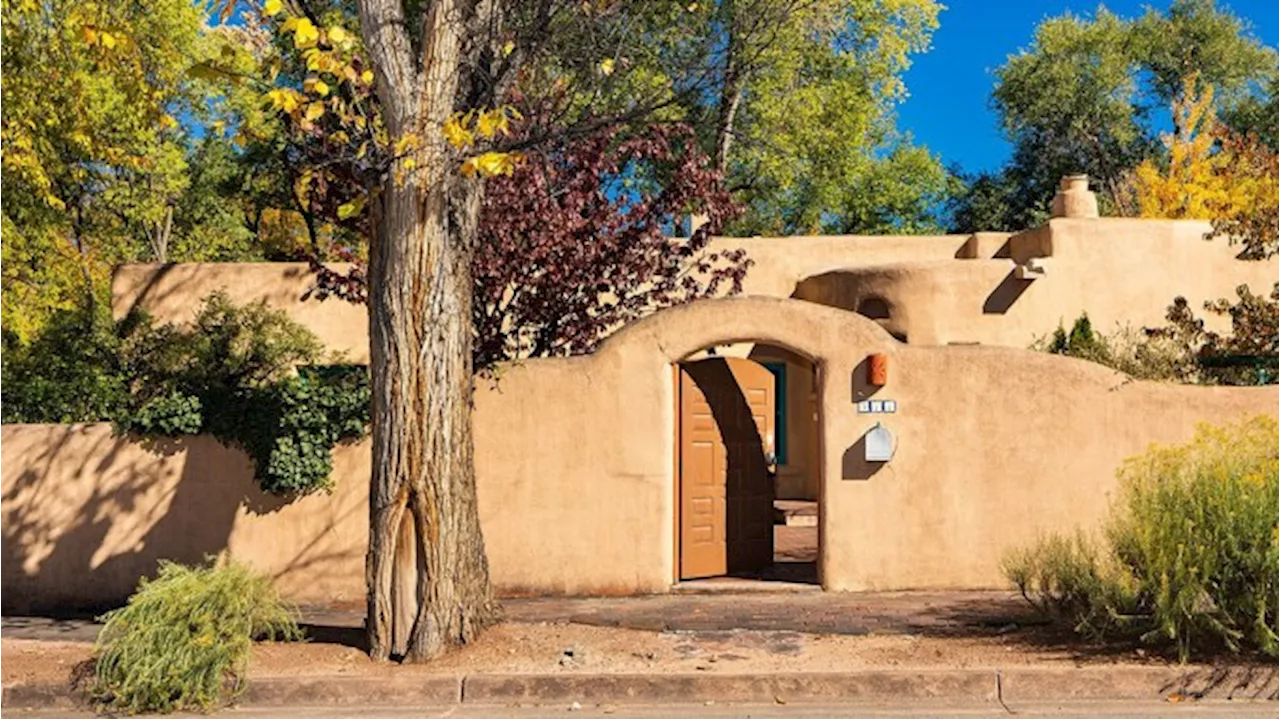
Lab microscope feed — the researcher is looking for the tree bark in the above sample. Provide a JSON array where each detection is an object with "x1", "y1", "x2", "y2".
[
  {"x1": 713, "y1": 31, "x2": 745, "y2": 176},
  {"x1": 360, "y1": 0, "x2": 500, "y2": 662}
]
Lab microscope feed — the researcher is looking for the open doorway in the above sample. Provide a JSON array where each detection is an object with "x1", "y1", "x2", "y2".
[{"x1": 675, "y1": 344, "x2": 820, "y2": 588}]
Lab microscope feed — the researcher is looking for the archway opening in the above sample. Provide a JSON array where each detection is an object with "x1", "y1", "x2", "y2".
[{"x1": 675, "y1": 342, "x2": 821, "y2": 588}]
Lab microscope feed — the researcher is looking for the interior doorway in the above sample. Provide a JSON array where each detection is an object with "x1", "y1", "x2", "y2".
[{"x1": 676, "y1": 347, "x2": 820, "y2": 587}]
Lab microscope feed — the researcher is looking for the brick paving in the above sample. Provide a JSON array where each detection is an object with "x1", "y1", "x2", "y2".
[
  {"x1": 3, "y1": 590, "x2": 1037, "y2": 642},
  {"x1": 501, "y1": 590, "x2": 1036, "y2": 636}
]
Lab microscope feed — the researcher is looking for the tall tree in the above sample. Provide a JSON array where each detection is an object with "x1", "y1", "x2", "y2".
[
  {"x1": 690, "y1": 0, "x2": 948, "y2": 234},
  {"x1": 265, "y1": 0, "x2": 725, "y2": 660},
  {"x1": 972, "y1": 0, "x2": 1275, "y2": 230},
  {"x1": 1, "y1": 0, "x2": 207, "y2": 337}
]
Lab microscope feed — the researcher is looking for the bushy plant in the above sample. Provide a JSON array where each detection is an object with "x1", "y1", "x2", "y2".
[
  {"x1": 118, "y1": 291, "x2": 325, "y2": 404},
  {"x1": 205, "y1": 365, "x2": 371, "y2": 495},
  {"x1": 3, "y1": 292, "x2": 370, "y2": 496},
  {"x1": 1001, "y1": 533, "x2": 1139, "y2": 633},
  {"x1": 90, "y1": 560, "x2": 301, "y2": 714},
  {"x1": 1004, "y1": 416, "x2": 1280, "y2": 661},
  {"x1": 1150, "y1": 284, "x2": 1279, "y2": 386},
  {"x1": 1034, "y1": 313, "x2": 1196, "y2": 382},
  {"x1": 113, "y1": 298, "x2": 369, "y2": 496},
  {"x1": 1, "y1": 306, "x2": 129, "y2": 423}
]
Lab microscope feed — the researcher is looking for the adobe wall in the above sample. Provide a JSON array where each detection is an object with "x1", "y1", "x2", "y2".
[
  {"x1": 5, "y1": 298, "x2": 1275, "y2": 609},
  {"x1": 793, "y1": 218, "x2": 1278, "y2": 346},
  {"x1": 0, "y1": 426, "x2": 369, "y2": 612},
  {"x1": 112, "y1": 263, "x2": 371, "y2": 363}
]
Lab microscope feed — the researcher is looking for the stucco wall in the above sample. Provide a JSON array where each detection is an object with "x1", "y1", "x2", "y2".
[
  {"x1": 1, "y1": 426, "x2": 369, "y2": 612},
  {"x1": 6, "y1": 297, "x2": 1275, "y2": 609},
  {"x1": 112, "y1": 263, "x2": 372, "y2": 363},
  {"x1": 793, "y1": 218, "x2": 1279, "y2": 347}
]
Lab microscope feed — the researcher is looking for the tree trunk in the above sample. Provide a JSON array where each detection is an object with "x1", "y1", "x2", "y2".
[
  {"x1": 361, "y1": 0, "x2": 499, "y2": 662},
  {"x1": 714, "y1": 69, "x2": 744, "y2": 176},
  {"x1": 713, "y1": 18, "x2": 745, "y2": 176}
]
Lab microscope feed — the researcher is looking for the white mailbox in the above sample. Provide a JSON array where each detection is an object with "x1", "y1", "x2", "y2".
[{"x1": 864, "y1": 422, "x2": 895, "y2": 462}]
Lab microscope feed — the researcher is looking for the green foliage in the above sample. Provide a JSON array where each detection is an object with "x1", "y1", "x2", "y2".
[
  {"x1": 206, "y1": 366, "x2": 371, "y2": 495},
  {"x1": 1151, "y1": 285, "x2": 1280, "y2": 386},
  {"x1": 982, "y1": 0, "x2": 1275, "y2": 226},
  {"x1": 545, "y1": 0, "x2": 949, "y2": 236},
  {"x1": 119, "y1": 291, "x2": 324, "y2": 403},
  {"x1": 90, "y1": 559, "x2": 301, "y2": 714},
  {"x1": 1004, "y1": 417, "x2": 1279, "y2": 661},
  {"x1": 2, "y1": 293, "x2": 369, "y2": 496},
  {"x1": 113, "y1": 293, "x2": 368, "y2": 496},
  {"x1": 1035, "y1": 313, "x2": 1190, "y2": 382},
  {"x1": 947, "y1": 168, "x2": 1038, "y2": 233},
  {"x1": 1001, "y1": 533, "x2": 1139, "y2": 633},
  {"x1": 1, "y1": 305, "x2": 128, "y2": 423},
  {"x1": 710, "y1": 0, "x2": 950, "y2": 235}
]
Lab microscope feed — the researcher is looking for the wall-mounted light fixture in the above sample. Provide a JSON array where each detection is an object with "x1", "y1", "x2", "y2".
[{"x1": 867, "y1": 353, "x2": 888, "y2": 386}]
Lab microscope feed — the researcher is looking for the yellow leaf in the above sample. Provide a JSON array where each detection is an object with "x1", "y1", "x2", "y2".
[
  {"x1": 304, "y1": 77, "x2": 330, "y2": 97},
  {"x1": 442, "y1": 114, "x2": 474, "y2": 148},
  {"x1": 100, "y1": 31, "x2": 116, "y2": 49},
  {"x1": 159, "y1": 114, "x2": 178, "y2": 129},
  {"x1": 263, "y1": 0, "x2": 282, "y2": 15},
  {"x1": 360, "y1": 69, "x2": 374, "y2": 85},
  {"x1": 476, "y1": 108, "x2": 512, "y2": 139},
  {"x1": 81, "y1": 27, "x2": 98, "y2": 45},
  {"x1": 45, "y1": 195, "x2": 66, "y2": 210},
  {"x1": 502, "y1": 40, "x2": 515, "y2": 57},
  {"x1": 293, "y1": 18, "x2": 319, "y2": 48},
  {"x1": 461, "y1": 151, "x2": 519, "y2": 178},
  {"x1": 393, "y1": 133, "x2": 420, "y2": 156},
  {"x1": 265, "y1": 88, "x2": 301, "y2": 113},
  {"x1": 294, "y1": 171, "x2": 312, "y2": 208},
  {"x1": 304, "y1": 101, "x2": 325, "y2": 121},
  {"x1": 337, "y1": 195, "x2": 366, "y2": 219},
  {"x1": 328, "y1": 26, "x2": 348, "y2": 44},
  {"x1": 599, "y1": 58, "x2": 615, "y2": 76}
]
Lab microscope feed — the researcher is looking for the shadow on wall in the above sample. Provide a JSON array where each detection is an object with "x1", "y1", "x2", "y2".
[
  {"x1": 841, "y1": 436, "x2": 887, "y2": 481},
  {"x1": 0, "y1": 427, "x2": 351, "y2": 615},
  {"x1": 112, "y1": 263, "x2": 321, "y2": 321},
  {"x1": 983, "y1": 270, "x2": 1034, "y2": 315}
]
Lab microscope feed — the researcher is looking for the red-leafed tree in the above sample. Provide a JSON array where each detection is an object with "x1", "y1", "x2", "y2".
[{"x1": 312, "y1": 123, "x2": 749, "y2": 375}]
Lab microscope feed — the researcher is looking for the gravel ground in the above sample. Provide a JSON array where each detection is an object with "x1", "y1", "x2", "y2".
[{"x1": 0, "y1": 618, "x2": 1214, "y2": 687}]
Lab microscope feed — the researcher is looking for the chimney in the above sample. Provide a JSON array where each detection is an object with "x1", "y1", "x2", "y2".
[{"x1": 1050, "y1": 174, "x2": 1099, "y2": 218}]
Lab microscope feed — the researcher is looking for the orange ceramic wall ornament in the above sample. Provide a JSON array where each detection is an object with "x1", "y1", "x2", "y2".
[{"x1": 868, "y1": 353, "x2": 888, "y2": 386}]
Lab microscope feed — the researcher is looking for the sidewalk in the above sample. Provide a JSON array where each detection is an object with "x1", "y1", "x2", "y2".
[{"x1": 4, "y1": 591, "x2": 1277, "y2": 711}]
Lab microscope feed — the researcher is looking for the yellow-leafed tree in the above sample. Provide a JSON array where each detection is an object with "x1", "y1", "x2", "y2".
[{"x1": 1131, "y1": 73, "x2": 1249, "y2": 220}]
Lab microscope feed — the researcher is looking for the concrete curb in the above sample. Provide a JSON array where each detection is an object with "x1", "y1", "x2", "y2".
[
  {"x1": 244, "y1": 675, "x2": 463, "y2": 705},
  {"x1": 463, "y1": 670, "x2": 993, "y2": 704},
  {"x1": 4, "y1": 666, "x2": 1276, "y2": 709}
]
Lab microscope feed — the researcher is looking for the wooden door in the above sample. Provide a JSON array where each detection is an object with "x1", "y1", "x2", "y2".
[{"x1": 678, "y1": 358, "x2": 776, "y2": 580}]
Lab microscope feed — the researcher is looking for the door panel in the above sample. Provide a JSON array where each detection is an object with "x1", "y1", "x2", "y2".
[{"x1": 679, "y1": 358, "x2": 776, "y2": 579}]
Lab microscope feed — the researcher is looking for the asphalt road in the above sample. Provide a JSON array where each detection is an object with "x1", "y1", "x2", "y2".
[{"x1": 5, "y1": 701, "x2": 1277, "y2": 719}]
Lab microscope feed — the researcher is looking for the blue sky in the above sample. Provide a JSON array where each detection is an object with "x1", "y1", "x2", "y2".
[{"x1": 897, "y1": 0, "x2": 1279, "y2": 174}]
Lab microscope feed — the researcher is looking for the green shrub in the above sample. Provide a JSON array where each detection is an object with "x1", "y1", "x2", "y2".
[
  {"x1": 206, "y1": 365, "x2": 372, "y2": 495},
  {"x1": 1, "y1": 306, "x2": 129, "y2": 423},
  {"x1": 113, "y1": 294, "x2": 370, "y2": 496},
  {"x1": 90, "y1": 560, "x2": 301, "y2": 714},
  {"x1": 3, "y1": 292, "x2": 370, "y2": 496},
  {"x1": 1001, "y1": 533, "x2": 1140, "y2": 635},
  {"x1": 1004, "y1": 416, "x2": 1280, "y2": 661},
  {"x1": 1034, "y1": 313, "x2": 1196, "y2": 382}
]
